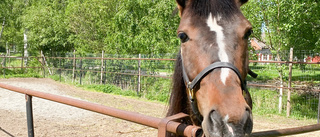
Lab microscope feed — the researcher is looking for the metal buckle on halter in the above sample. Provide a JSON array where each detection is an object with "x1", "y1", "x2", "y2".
[
  {"x1": 242, "y1": 89, "x2": 246, "y2": 97},
  {"x1": 188, "y1": 88, "x2": 194, "y2": 101},
  {"x1": 187, "y1": 82, "x2": 195, "y2": 101}
]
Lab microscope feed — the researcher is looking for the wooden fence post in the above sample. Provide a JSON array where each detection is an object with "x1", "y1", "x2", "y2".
[
  {"x1": 41, "y1": 51, "x2": 45, "y2": 77},
  {"x1": 59, "y1": 57, "x2": 61, "y2": 82},
  {"x1": 80, "y1": 59, "x2": 83, "y2": 85},
  {"x1": 21, "y1": 54, "x2": 24, "y2": 73},
  {"x1": 318, "y1": 93, "x2": 320, "y2": 124},
  {"x1": 104, "y1": 59, "x2": 107, "y2": 84},
  {"x1": 287, "y1": 48, "x2": 293, "y2": 117},
  {"x1": 41, "y1": 52, "x2": 52, "y2": 75},
  {"x1": 6, "y1": 42, "x2": 10, "y2": 65},
  {"x1": 100, "y1": 51, "x2": 104, "y2": 84},
  {"x1": 3, "y1": 53, "x2": 6, "y2": 78},
  {"x1": 72, "y1": 50, "x2": 76, "y2": 83},
  {"x1": 137, "y1": 54, "x2": 141, "y2": 95}
]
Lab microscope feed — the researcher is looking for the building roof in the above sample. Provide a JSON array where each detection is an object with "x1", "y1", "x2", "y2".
[{"x1": 250, "y1": 38, "x2": 268, "y2": 50}]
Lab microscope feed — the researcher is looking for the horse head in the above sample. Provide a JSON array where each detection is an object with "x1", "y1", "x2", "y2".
[{"x1": 168, "y1": 0, "x2": 253, "y2": 136}]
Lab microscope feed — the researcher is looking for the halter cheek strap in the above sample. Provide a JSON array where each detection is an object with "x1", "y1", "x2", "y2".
[{"x1": 181, "y1": 56, "x2": 247, "y2": 122}]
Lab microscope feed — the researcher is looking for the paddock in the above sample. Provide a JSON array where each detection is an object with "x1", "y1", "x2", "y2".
[{"x1": 0, "y1": 78, "x2": 319, "y2": 136}]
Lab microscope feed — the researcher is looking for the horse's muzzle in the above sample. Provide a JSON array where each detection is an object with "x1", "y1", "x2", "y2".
[{"x1": 202, "y1": 107, "x2": 253, "y2": 137}]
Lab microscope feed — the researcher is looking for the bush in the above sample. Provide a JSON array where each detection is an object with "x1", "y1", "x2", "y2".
[
  {"x1": 249, "y1": 87, "x2": 319, "y2": 119},
  {"x1": 85, "y1": 84, "x2": 138, "y2": 97}
]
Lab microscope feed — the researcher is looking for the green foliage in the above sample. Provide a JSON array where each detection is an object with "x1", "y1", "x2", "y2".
[
  {"x1": 251, "y1": 88, "x2": 279, "y2": 114},
  {"x1": 0, "y1": 0, "x2": 24, "y2": 51},
  {"x1": 85, "y1": 84, "x2": 138, "y2": 97},
  {"x1": 80, "y1": 78, "x2": 171, "y2": 102},
  {"x1": 101, "y1": 0, "x2": 180, "y2": 54},
  {"x1": 250, "y1": 87, "x2": 319, "y2": 119},
  {"x1": 248, "y1": 63, "x2": 320, "y2": 83},
  {"x1": 0, "y1": 69, "x2": 41, "y2": 78},
  {"x1": 1, "y1": 0, "x2": 319, "y2": 55},
  {"x1": 1, "y1": 0, "x2": 180, "y2": 55},
  {"x1": 0, "y1": 55, "x2": 42, "y2": 78},
  {"x1": 20, "y1": 0, "x2": 73, "y2": 54},
  {"x1": 142, "y1": 77, "x2": 171, "y2": 102},
  {"x1": 291, "y1": 93, "x2": 319, "y2": 119},
  {"x1": 242, "y1": 0, "x2": 319, "y2": 97},
  {"x1": 242, "y1": 0, "x2": 320, "y2": 52},
  {"x1": 49, "y1": 74, "x2": 65, "y2": 82}
]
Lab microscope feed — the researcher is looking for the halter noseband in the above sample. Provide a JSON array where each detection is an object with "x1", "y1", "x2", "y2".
[{"x1": 181, "y1": 56, "x2": 247, "y2": 122}]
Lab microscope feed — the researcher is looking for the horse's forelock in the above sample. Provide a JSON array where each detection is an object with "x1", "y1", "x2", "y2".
[{"x1": 188, "y1": 0, "x2": 239, "y2": 19}]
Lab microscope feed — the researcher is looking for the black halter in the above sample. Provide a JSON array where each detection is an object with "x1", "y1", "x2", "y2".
[{"x1": 181, "y1": 56, "x2": 247, "y2": 122}]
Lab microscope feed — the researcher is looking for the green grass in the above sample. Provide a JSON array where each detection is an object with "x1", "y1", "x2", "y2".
[
  {"x1": 0, "y1": 69, "x2": 42, "y2": 78},
  {"x1": 82, "y1": 84, "x2": 139, "y2": 97},
  {"x1": 249, "y1": 87, "x2": 319, "y2": 120},
  {"x1": 248, "y1": 64, "x2": 320, "y2": 83}
]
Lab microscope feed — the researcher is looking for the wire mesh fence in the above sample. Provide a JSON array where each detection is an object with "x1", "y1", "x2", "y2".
[
  {"x1": 44, "y1": 52, "x2": 177, "y2": 98},
  {"x1": 248, "y1": 49, "x2": 320, "y2": 122},
  {"x1": 0, "y1": 49, "x2": 319, "y2": 123}
]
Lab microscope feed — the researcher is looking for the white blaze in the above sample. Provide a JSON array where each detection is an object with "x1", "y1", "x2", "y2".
[{"x1": 207, "y1": 13, "x2": 229, "y2": 85}]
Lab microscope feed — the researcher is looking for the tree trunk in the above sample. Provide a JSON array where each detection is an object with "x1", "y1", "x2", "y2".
[
  {"x1": 276, "y1": 50, "x2": 284, "y2": 114},
  {"x1": 0, "y1": 17, "x2": 5, "y2": 41},
  {"x1": 286, "y1": 48, "x2": 293, "y2": 117},
  {"x1": 275, "y1": 0, "x2": 284, "y2": 114},
  {"x1": 24, "y1": 29, "x2": 28, "y2": 66}
]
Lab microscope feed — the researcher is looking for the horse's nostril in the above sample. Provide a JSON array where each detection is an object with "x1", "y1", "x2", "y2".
[
  {"x1": 245, "y1": 106, "x2": 251, "y2": 113},
  {"x1": 207, "y1": 110, "x2": 223, "y2": 127},
  {"x1": 209, "y1": 109, "x2": 220, "y2": 122},
  {"x1": 243, "y1": 107, "x2": 253, "y2": 134}
]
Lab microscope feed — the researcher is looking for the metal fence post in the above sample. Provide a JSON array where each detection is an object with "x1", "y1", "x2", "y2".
[{"x1": 26, "y1": 95, "x2": 34, "y2": 137}]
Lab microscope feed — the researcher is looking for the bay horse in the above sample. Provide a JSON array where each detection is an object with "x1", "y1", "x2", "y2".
[{"x1": 167, "y1": 0, "x2": 253, "y2": 136}]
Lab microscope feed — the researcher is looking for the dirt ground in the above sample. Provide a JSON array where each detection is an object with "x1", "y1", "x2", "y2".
[{"x1": 0, "y1": 78, "x2": 319, "y2": 137}]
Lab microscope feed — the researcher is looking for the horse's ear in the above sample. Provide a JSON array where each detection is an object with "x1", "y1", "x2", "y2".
[
  {"x1": 236, "y1": 0, "x2": 248, "y2": 6},
  {"x1": 176, "y1": 0, "x2": 187, "y2": 17},
  {"x1": 240, "y1": 0, "x2": 249, "y2": 4}
]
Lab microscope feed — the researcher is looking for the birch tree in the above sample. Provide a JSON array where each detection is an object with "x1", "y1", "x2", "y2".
[
  {"x1": 0, "y1": 17, "x2": 5, "y2": 41},
  {"x1": 242, "y1": 0, "x2": 320, "y2": 114}
]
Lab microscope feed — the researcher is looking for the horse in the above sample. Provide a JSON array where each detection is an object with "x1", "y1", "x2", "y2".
[{"x1": 166, "y1": 0, "x2": 254, "y2": 136}]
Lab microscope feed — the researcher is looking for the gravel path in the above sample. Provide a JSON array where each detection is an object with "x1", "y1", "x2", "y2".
[
  {"x1": 0, "y1": 78, "x2": 319, "y2": 137},
  {"x1": 0, "y1": 78, "x2": 166, "y2": 137}
]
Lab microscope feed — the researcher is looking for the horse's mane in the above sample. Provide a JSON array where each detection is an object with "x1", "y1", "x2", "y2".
[
  {"x1": 189, "y1": 0, "x2": 240, "y2": 19},
  {"x1": 166, "y1": 51, "x2": 189, "y2": 117},
  {"x1": 166, "y1": 51, "x2": 191, "y2": 137}
]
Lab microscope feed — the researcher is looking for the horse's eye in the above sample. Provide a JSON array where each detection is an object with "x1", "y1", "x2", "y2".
[
  {"x1": 178, "y1": 32, "x2": 189, "y2": 43},
  {"x1": 244, "y1": 29, "x2": 253, "y2": 39}
]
